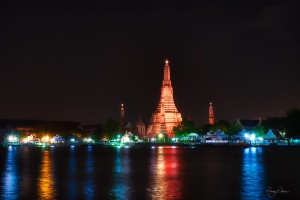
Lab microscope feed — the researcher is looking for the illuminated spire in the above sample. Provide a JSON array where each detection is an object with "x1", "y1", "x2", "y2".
[
  {"x1": 209, "y1": 102, "x2": 214, "y2": 125},
  {"x1": 147, "y1": 59, "x2": 182, "y2": 138},
  {"x1": 163, "y1": 59, "x2": 171, "y2": 86},
  {"x1": 120, "y1": 103, "x2": 125, "y2": 125}
]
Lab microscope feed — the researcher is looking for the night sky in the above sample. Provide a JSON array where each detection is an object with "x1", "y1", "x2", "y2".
[{"x1": 1, "y1": 0, "x2": 300, "y2": 126}]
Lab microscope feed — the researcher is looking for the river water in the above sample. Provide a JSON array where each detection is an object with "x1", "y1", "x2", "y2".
[{"x1": 0, "y1": 146, "x2": 299, "y2": 200}]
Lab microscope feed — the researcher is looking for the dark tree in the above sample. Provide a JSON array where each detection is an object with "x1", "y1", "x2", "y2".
[
  {"x1": 103, "y1": 119, "x2": 120, "y2": 140},
  {"x1": 173, "y1": 119, "x2": 201, "y2": 138},
  {"x1": 285, "y1": 109, "x2": 300, "y2": 137}
]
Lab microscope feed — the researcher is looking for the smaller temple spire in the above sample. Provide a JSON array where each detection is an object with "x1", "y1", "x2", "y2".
[
  {"x1": 209, "y1": 102, "x2": 215, "y2": 125},
  {"x1": 120, "y1": 103, "x2": 125, "y2": 125}
]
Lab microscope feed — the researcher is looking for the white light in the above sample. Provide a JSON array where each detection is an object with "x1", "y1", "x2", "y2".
[
  {"x1": 258, "y1": 137, "x2": 263, "y2": 141},
  {"x1": 244, "y1": 133, "x2": 249, "y2": 138},
  {"x1": 8, "y1": 135, "x2": 18, "y2": 142},
  {"x1": 151, "y1": 146, "x2": 155, "y2": 149},
  {"x1": 250, "y1": 134, "x2": 256, "y2": 141},
  {"x1": 8, "y1": 136, "x2": 13, "y2": 142}
]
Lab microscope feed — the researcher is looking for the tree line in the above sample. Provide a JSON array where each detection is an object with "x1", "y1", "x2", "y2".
[{"x1": 174, "y1": 109, "x2": 300, "y2": 138}]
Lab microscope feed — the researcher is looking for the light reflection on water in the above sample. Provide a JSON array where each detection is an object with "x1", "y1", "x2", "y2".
[
  {"x1": 1, "y1": 147, "x2": 19, "y2": 200},
  {"x1": 111, "y1": 147, "x2": 131, "y2": 200},
  {"x1": 84, "y1": 146, "x2": 94, "y2": 199},
  {"x1": 241, "y1": 147, "x2": 268, "y2": 200},
  {"x1": 149, "y1": 146, "x2": 182, "y2": 200},
  {"x1": 1, "y1": 146, "x2": 299, "y2": 199},
  {"x1": 67, "y1": 146, "x2": 77, "y2": 199},
  {"x1": 38, "y1": 150, "x2": 56, "y2": 200}
]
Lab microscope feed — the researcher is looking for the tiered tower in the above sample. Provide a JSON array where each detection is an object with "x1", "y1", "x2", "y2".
[
  {"x1": 147, "y1": 59, "x2": 182, "y2": 138},
  {"x1": 120, "y1": 103, "x2": 125, "y2": 126},
  {"x1": 209, "y1": 102, "x2": 214, "y2": 125}
]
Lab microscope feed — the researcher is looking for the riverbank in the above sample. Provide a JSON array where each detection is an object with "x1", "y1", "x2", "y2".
[{"x1": 3, "y1": 141, "x2": 300, "y2": 148}]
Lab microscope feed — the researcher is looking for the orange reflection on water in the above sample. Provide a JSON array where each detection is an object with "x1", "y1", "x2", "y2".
[
  {"x1": 38, "y1": 150, "x2": 56, "y2": 200},
  {"x1": 150, "y1": 147, "x2": 182, "y2": 200}
]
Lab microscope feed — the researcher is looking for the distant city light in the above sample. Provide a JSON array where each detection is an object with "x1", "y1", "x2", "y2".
[
  {"x1": 83, "y1": 137, "x2": 94, "y2": 143},
  {"x1": 250, "y1": 134, "x2": 256, "y2": 141},
  {"x1": 8, "y1": 135, "x2": 18, "y2": 143},
  {"x1": 41, "y1": 135, "x2": 50, "y2": 143}
]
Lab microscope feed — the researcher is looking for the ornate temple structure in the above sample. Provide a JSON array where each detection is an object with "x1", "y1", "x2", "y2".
[
  {"x1": 147, "y1": 59, "x2": 182, "y2": 138},
  {"x1": 136, "y1": 116, "x2": 146, "y2": 139},
  {"x1": 209, "y1": 102, "x2": 215, "y2": 125}
]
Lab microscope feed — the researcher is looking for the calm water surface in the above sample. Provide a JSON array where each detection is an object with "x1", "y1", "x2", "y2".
[{"x1": 0, "y1": 146, "x2": 299, "y2": 200}]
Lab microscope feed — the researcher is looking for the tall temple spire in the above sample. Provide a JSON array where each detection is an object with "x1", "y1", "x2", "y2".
[
  {"x1": 209, "y1": 102, "x2": 215, "y2": 125},
  {"x1": 147, "y1": 59, "x2": 182, "y2": 138}
]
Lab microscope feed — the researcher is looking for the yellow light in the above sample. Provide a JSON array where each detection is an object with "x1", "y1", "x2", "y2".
[
  {"x1": 42, "y1": 136, "x2": 50, "y2": 143},
  {"x1": 22, "y1": 138, "x2": 29, "y2": 143}
]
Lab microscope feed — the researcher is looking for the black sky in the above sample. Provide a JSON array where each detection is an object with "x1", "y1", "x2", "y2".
[{"x1": 0, "y1": 0, "x2": 300, "y2": 125}]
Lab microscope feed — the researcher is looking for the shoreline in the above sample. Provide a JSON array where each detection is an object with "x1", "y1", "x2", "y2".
[{"x1": 2, "y1": 142, "x2": 300, "y2": 148}]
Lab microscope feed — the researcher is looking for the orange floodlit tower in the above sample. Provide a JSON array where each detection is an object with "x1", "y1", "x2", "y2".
[
  {"x1": 209, "y1": 102, "x2": 215, "y2": 125},
  {"x1": 147, "y1": 59, "x2": 182, "y2": 138}
]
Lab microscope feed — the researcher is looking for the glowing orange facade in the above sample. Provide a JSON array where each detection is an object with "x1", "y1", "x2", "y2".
[
  {"x1": 209, "y1": 102, "x2": 214, "y2": 125},
  {"x1": 147, "y1": 60, "x2": 182, "y2": 138}
]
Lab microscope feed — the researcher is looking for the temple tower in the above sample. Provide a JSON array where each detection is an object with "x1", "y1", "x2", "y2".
[
  {"x1": 209, "y1": 102, "x2": 215, "y2": 125},
  {"x1": 136, "y1": 116, "x2": 146, "y2": 139},
  {"x1": 147, "y1": 59, "x2": 182, "y2": 138},
  {"x1": 120, "y1": 103, "x2": 125, "y2": 126}
]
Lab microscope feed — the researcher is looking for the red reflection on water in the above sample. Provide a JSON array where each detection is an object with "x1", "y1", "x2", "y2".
[{"x1": 150, "y1": 147, "x2": 182, "y2": 200}]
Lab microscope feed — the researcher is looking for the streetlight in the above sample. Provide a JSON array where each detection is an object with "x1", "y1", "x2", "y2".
[
  {"x1": 158, "y1": 133, "x2": 163, "y2": 139},
  {"x1": 8, "y1": 135, "x2": 18, "y2": 143}
]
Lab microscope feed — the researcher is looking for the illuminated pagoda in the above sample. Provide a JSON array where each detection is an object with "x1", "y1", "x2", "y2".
[
  {"x1": 209, "y1": 102, "x2": 215, "y2": 125},
  {"x1": 147, "y1": 59, "x2": 182, "y2": 138}
]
